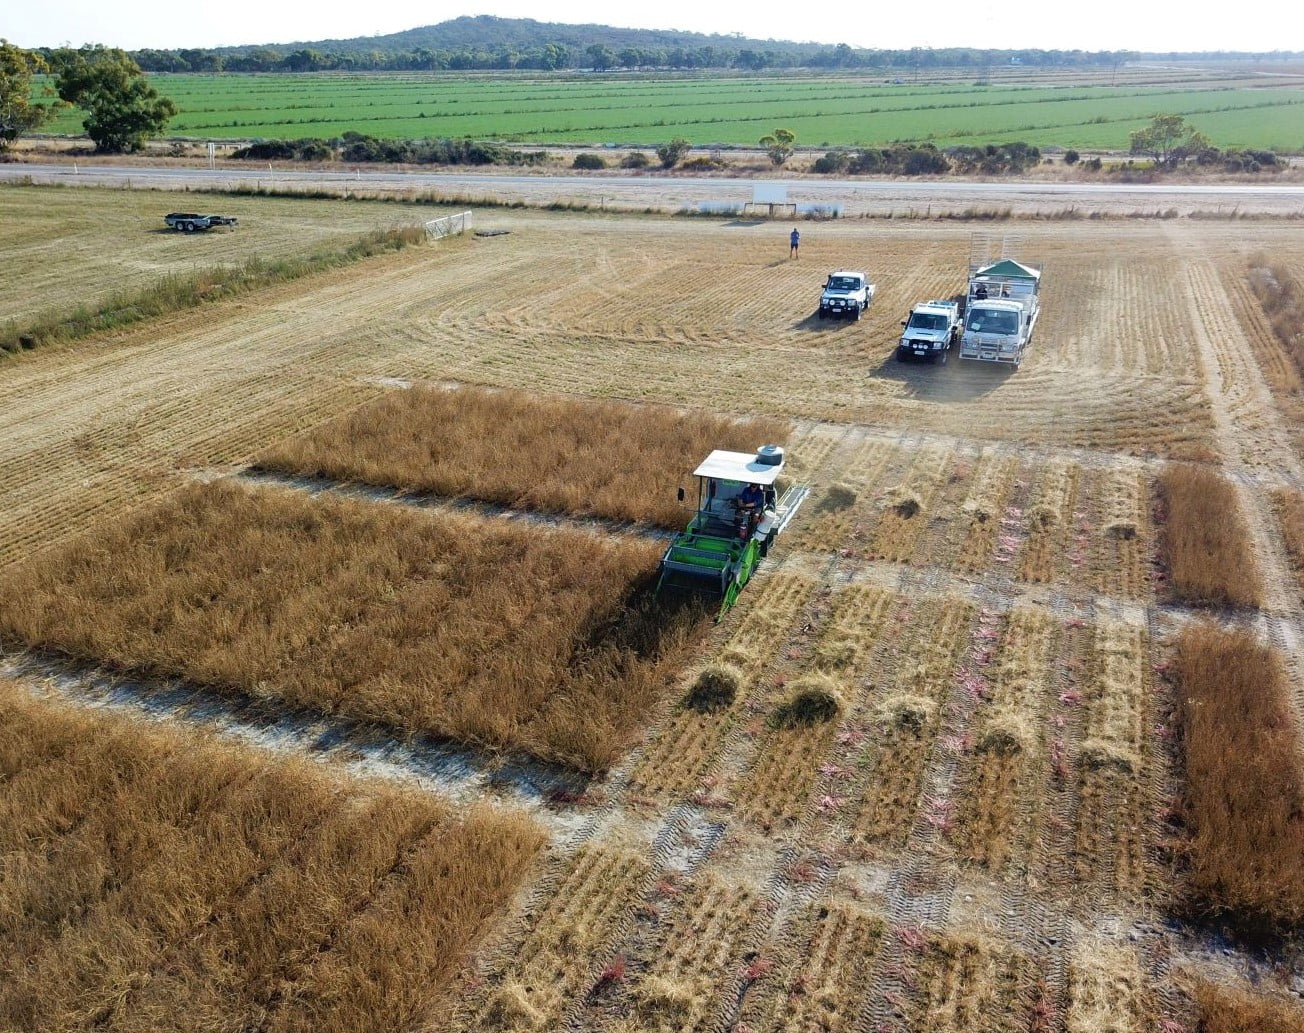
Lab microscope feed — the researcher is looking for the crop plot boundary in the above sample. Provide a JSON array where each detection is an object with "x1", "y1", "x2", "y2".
[{"x1": 0, "y1": 650, "x2": 601, "y2": 837}]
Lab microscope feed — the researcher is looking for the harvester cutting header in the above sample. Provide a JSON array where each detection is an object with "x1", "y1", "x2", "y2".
[{"x1": 656, "y1": 444, "x2": 809, "y2": 616}]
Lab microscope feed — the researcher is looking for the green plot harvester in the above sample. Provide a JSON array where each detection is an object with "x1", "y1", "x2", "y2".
[{"x1": 656, "y1": 444, "x2": 809, "y2": 616}]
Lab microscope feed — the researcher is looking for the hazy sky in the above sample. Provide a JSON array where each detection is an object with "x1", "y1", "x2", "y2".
[{"x1": 5, "y1": 0, "x2": 1296, "y2": 53}]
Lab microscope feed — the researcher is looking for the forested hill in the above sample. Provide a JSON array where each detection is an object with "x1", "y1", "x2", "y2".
[
  {"x1": 221, "y1": 16, "x2": 817, "y2": 58},
  {"x1": 125, "y1": 16, "x2": 1133, "y2": 72}
]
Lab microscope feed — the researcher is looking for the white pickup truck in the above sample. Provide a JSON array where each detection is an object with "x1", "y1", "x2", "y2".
[
  {"x1": 818, "y1": 270, "x2": 875, "y2": 321},
  {"x1": 897, "y1": 299, "x2": 962, "y2": 364}
]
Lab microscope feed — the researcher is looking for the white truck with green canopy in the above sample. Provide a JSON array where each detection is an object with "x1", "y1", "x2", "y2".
[{"x1": 959, "y1": 257, "x2": 1042, "y2": 369}]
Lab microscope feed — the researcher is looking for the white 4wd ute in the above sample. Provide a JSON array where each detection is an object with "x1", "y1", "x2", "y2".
[
  {"x1": 818, "y1": 270, "x2": 875, "y2": 321},
  {"x1": 897, "y1": 299, "x2": 962, "y2": 363}
]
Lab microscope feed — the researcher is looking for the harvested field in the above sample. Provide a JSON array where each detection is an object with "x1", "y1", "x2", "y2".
[
  {"x1": 909, "y1": 932, "x2": 1029, "y2": 1033},
  {"x1": 1066, "y1": 939, "x2": 1152, "y2": 1033},
  {"x1": 1072, "y1": 621, "x2": 1151, "y2": 895},
  {"x1": 1157, "y1": 463, "x2": 1261, "y2": 608},
  {"x1": 953, "y1": 607, "x2": 1058, "y2": 870},
  {"x1": 851, "y1": 594, "x2": 975, "y2": 845},
  {"x1": 628, "y1": 570, "x2": 818, "y2": 797},
  {"x1": 1171, "y1": 623, "x2": 1304, "y2": 932},
  {"x1": 0, "y1": 681, "x2": 543, "y2": 1033},
  {"x1": 2, "y1": 193, "x2": 1302, "y2": 1028},
  {"x1": 257, "y1": 384, "x2": 788, "y2": 528},
  {"x1": 0, "y1": 184, "x2": 443, "y2": 327},
  {"x1": 462, "y1": 845, "x2": 652, "y2": 1031},
  {"x1": 0, "y1": 480, "x2": 700, "y2": 772}
]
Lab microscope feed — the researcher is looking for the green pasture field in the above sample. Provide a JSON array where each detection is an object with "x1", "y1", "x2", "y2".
[{"x1": 37, "y1": 73, "x2": 1304, "y2": 151}]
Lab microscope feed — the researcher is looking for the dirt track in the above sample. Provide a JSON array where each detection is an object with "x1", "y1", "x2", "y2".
[{"x1": 4, "y1": 199, "x2": 1304, "y2": 1026}]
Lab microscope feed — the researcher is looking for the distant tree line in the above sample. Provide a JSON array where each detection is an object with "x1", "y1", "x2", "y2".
[{"x1": 105, "y1": 44, "x2": 1134, "y2": 74}]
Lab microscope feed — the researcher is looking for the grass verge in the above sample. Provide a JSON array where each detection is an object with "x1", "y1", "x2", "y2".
[
  {"x1": 1157, "y1": 463, "x2": 1261, "y2": 608},
  {"x1": 0, "y1": 225, "x2": 425, "y2": 357},
  {"x1": 1172, "y1": 623, "x2": 1304, "y2": 934},
  {"x1": 0, "y1": 680, "x2": 544, "y2": 1033},
  {"x1": 0, "y1": 480, "x2": 704, "y2": 772},
  {"x1": 256, "y1": 384, "x2": 789, "y2": 529}
]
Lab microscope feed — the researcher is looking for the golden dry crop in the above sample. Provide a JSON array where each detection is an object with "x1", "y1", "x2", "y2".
[
  {"x1": 1172, "y1": 623, "x2": 1304, "y2": 931},
  {"x1": 257, "y1": 384, "x2": 789, "y2": 529},
  {"x1": 0, "y1": 480, "x2": 703, "y2": 772},
  {"x1": 0, "y1": 680, "x2": 544, "y2": 1033},
  {"x1": 1157, "y1": 463, "x2": 1261, "y2": 608}
]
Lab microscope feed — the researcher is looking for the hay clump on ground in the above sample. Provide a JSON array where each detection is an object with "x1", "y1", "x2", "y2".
[
  {"x1": 820, "y1": 482, "x2": 858, "y2": 511},
  {"x1": 976, "y1": 713, "x2": 1033, "y2": 756},
  {"x1": 877, "y1": 693, "x2": 937, "y2": 731},
  {"x1": 1079, "y1": 737, "x2": 1139, "y2": 775},
  {"x1": 683, "y1": 663, "x2": 743, "y2": 713},
  {"x1": 770, "y1": 673, "x2": 845, "y2": 728}
]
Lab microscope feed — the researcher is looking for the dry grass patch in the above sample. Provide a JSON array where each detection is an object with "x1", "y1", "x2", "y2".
[
  {"x1": 1271, "y1": 487, "x2": 1304, "y2": 594},
  {"x1": 1157, "y1": 464, "x2": 1261, "y2": 608},
  {"x1": 911, "y1": 932, "x2": 1028, "y2": 1033},
  {"x1": 0, "y1": 682, "x2": 544, "y2": 1033},
  {"x1": 256, "y1": 385, "x2": 788, "y2": 529},
  {"x1": 1173, "y1": 623, "x2": 1304, "y2": 933},
  {"x1": 0, "y1": 481, "x2": 703, "y2": 772},
  {"x1": 1193, "y1": 981, "x2": 1304, "y2": 1033},
  {"x1": 1247, "y1": 259, "x2": 1304, "y2": 382},
  {"x1": 1066, "y1": 939, "x2": 1151, "y2": 1033}
]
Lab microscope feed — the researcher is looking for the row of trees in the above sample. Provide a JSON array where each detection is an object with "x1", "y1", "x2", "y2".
[
  {"x1": 120, "y1": 43, "x2": 1132, "y2": 74},
  {"x1": 1, "y1": 41, "x2": 175, "y2": 151}
]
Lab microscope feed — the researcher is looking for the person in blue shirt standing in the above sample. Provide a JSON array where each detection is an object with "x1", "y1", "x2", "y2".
[{"x1": 789, "y1": 227, "x2": 800, "y2": 258}]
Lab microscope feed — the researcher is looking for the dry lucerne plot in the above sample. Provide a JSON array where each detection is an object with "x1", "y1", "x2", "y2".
[
  {"x1": 1017, "y1": 459, "x2": 1080, "y2": 584},
  {"x1": 0, "y1": 681, "x2": 544, "y2": 1033},
  {"x1": 1089, "y1": 464, "x2": 1154, "y2": 600},
  {"x1": 736, "y1": 583, "x2": 900, "y2": 831},
  {"x1": 256, "y1": 384, "x2": 789, "y2": 530},
  {"x1": 952, "y1": 607, "x2": 1059, "y2": 870},
  {"x1": 738, "y1": 899, "x2": 886, "y2": 1033},
  {"x1": 1157, "y1": 463, "x2": 1261, "y2": 609},
  {"x1": 1072, "y1": 619, "x2": 1151, "y2": 896},
  {"x1": 907, "y1": 931, "x2": 1030, "y2": 1033},
  {"x1": 1065, "y1": 938, "x2": 1154, "y2": 1033},
  {"x1": 850, "y1": 594, "x2": 977, "y2": 847},
  {"x1": 1172, "y1": 623, "x2": 1304, "y2": 931},
  {"x1": 1272, "y1": 487, "x2": 1304, "y2": 598},
  {"x1": 464, "y1": 845, "x2": 652, "y2": 1032},
  {"x1": 628, "y1": 571, "x2": 819, "y2": 797},
  {"x1": 597, "y1": 871, "x2": 762, "y2": 1033},
  {"x1": 0, "y1": 480, "x2": 700, "y2": 773},
  {"x1": 788, "y1": 437, "x2": 897, "y2": 553},
  {"x1": 865, "y1": 445, "x2": 954, "y2": 564}
]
